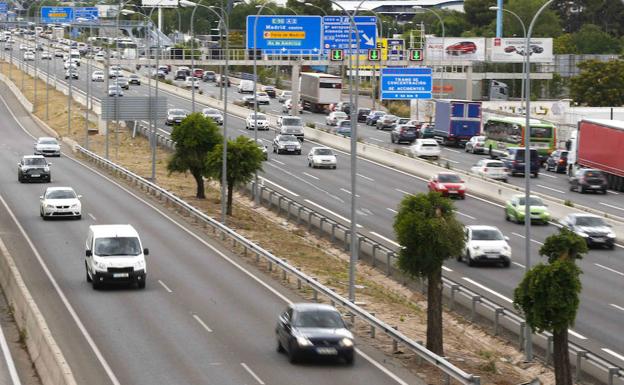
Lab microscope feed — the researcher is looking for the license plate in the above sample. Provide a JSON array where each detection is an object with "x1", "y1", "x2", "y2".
[
  {"x1": 486, "y1": 254, "x2": 500, "y2": 259},
  {"x1": 113, "y1": 273, "x2": 129, "y2": 278},
  {"x1": 31, "y1": 174, "x2": 40, "y2": 177},
  {"x1": 287, "y1": 148, "x2": 294, "y2": 151},
  {"x1": 591, "y1": 185, "x2": 601, "y2": 189},
  {"x1": 316, "y1": 347, "x2": 337, "y2": 355},
  {"x1": 448, "y1": 191, "x2": 457, "y2": 194},
  {"x1": 592, "y1": 237, "x2": 604, "y2": 242}
]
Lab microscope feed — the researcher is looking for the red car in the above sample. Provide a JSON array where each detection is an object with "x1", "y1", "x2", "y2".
[
  {"x1": 192, "y1": 68, "x2": 204, "y2": 78},
  {"x1": 428, "y1": 172, "x2": 466, "y2": 199},
  {"x1": 446, "y1": 41, "x2": 477, "y2": 56}
]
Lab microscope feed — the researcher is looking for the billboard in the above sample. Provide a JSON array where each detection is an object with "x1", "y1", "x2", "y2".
[
  {"x1": 41, "y1": 6, "x2": 74, "y2": 23},
  {"x1": 425, "y1": 37, "x2": 486, "y2": 61},
  {"x1": 141, "y1": 0, "x2": 178, "y2": 8},
  {"x1": 489, "y1": 37, "x2": 553, "y2": 63}
]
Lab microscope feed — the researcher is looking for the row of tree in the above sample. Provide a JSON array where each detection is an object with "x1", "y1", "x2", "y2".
[
  {"x1": 394, "y1": 192, "x2": 586, "y2": 385},
  {"x1": 167, "y1": 113, "x2": 264, "y2": 215}
]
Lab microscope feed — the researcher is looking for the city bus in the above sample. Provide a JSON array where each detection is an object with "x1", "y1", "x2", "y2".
[{"x1": 483, "y1": 116, "x2": 556, "y2": 161}]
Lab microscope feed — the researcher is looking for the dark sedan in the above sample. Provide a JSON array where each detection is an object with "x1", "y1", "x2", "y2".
[
  {"x1": 390, "y1": 124, "x2": 418, "y2": 144},
  {"x1": 276, "y1": 303, "x2": 355, "y2": 365},
  {"x1": 545, "y1": 150, "x2": 568, "y2": 173},
  {"x1": 569, "y1": 168, "x2": 607, "y2": 194}
]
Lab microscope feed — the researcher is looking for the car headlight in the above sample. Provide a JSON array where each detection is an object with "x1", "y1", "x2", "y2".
[
  {"x1": 278, "y1": 144, "x2": 285, "y2": 148},
  {"x1": 471, "y1": 245, "x2": 480, "y2": 251},
  {"x1": 70, "y1": 203, "x2": 79, "y2": 209},
  {"x1": 339, "y1": 338, "x2": 354, "y2": 347},
  {"x1": 296, "y1": 336, "x2": 313, "y2": 347},
  {"x1": 607, "y1": 233, "x2": 616, "y2": 238},
  {"x1": 43, "y1": 166, "x2": 50, "y2": 171},
  {"x1": 45, "y1": 204, "x2": 55, "y2": 209},
  {"x1": 93, "y1": 260, "x2": 107, "y2": 271},
  {"x1": 134, "y1": 260, "x2": 145, "y2": 269},
  {"x1": 576, "y1": 231, "x2": 588, "y2": 238}
]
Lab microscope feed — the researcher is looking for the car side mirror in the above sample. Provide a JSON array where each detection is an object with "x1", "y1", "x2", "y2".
[
  {"x1": 85, "y1": 250, "x2": 92, "y2": 257},
  {"x1": 504, "y1": 236, "x2": 510, "y2": 241},
  {"x1": 39, "y1": 195, "x2": 44, "y2": 199},
  {"x1": 48, "y1": 162, "x2": 52, "y2": 166},
  {"x1": 143, "y1": 248, "x2": 149, "y2": 256},
  {"x1": 77, "y1": 195, "x2": 83, "y2": 199}
]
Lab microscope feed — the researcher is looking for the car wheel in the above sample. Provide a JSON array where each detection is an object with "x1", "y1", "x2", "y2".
[
  {"x1": 137, "y1": 279, "x2": 146, "y2": 289},
  {"x1": 503, "y1": 260, "x2": 511, "y2": 268},
  {"x1": 92, "y1": 276, "x2": 100, "y2": 290},
  {"x1": 308, "y1": 161, "x2": 311, "y2": 168},
  {"x1": 533, "y1": 172, "x2": 539, "y2": 178},
  {"x1": 456, "y1": 252, "x2": 463, "y2": 262},
  {"x1": 602, "y1": 189, "x2": 608, "y2": 194},
  {"x1": 344, "y1": 352, "x2": 354, "y2": 365},
  {"x1": 569, "y1": 184, "x2": 575, "y2": 191},
  {"x1": 85, "y1": 263, "x2": 92, "y2": 282},
  {"x1": 466, "y1": 251, "x2": 475, "y2": 267},
  {"x1": 18, "y1": 174, "x2": 22, "y2": 183},
  {"x1": 276, "y1": 338, "x2": 285, "y2": 353},
  {"x1": 288, "y1": 342, "x2": 298, "y2": 363},
  {"x1": 76, "y1": 215, "x2": 82, "y2": 220},
  {"x1": 580, "y1": 186, "x2": 586, "y2": 194},
  {"x1": 273, "y1": 147, "x2": 276, "y2": 153},
  {"x1": 505, "y1": 210, "x2": 510, "y2": 221}
]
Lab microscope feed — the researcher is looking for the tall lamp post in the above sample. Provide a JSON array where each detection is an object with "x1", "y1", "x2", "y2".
[
  {"x1": 520, "y1": 0, "x2": 555, "y2": 362},
  {"x1": 412, "y1": 6, "x2": 445, "y2": 99}
]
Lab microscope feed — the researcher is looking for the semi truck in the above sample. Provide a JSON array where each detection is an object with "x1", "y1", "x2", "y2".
[
  {"x1": 568, "y1": 119, "x2": 624, "y2": 191},
  {"x1": 433, "y1": 100, "x2": 482, "y2": 146},
  {"x1": 299, "y1": 72, "x2": 342, "y2": 113}
]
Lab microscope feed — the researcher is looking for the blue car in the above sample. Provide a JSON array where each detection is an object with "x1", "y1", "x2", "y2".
[{"x1": 500, "y1": 147, "x2": 541, "y2": 177}]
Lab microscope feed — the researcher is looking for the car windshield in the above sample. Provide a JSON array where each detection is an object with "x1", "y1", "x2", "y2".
[
  {"x1": 485, "y1": 162, "x2": 504, "y2": 168},
  {"x1": 24, "y1": 158, "x2": 46, "y2": 165},
  {"x1": 474, "y1": 137, "x2": 485, "y2": 143},
  {"x1": 39, "y1": 139, "x2": 57, "y2": 145},
  {"x1": 279, "y1": 135, "x2": 297, "y2": 142},
  {"x1": 46, "y1": 190, "x2": 76, "y2": 199},
  {"x1": 292, "y1": 310, "x2": 345, "y2": 328},
  {"x1": 315, "y1": 148, "x2": 333, "y2": 156},
  {"x1": 422, "y1": 142, "x2": 438, "y2": 147},
  {"x1": 438, "y1": 174, "x2": 461, "y2": 183},
  {"x1": 374, "y1": 111, "x2": 385, "y2": 116},
  {"x1": 250, "y1": 115, "x2": 266, "y2": 120},
  {"x1": 204, "y1": 109, "x2": 219, "y2": 115},
  {"x1": 335, "y1": 112, "x2": 347, "y2": 118},
  {"x1": 471, "y1": 229, "x2": 504, "y2": 241},
  {"x1": 583, "y1": 170, "x2": 605, "y2": 178},
  {"x1": 94, "y1": 237, "x2": 141, "y2": 256},
  {"x1": 339, "y1": 121, "x2": 351, "y2": 127},
  {"x1": 170, "y1": 109, "x2": 186, "y2": 115},
  {"x1": 282, "y1": 118, "x2": 302, "y2": 126},
  {"x1": 575, "y1": 216, "x2": 605, "y2": 227},
  {"x1": 518, "y1": 197, "x2": 544, "y2": 206}
]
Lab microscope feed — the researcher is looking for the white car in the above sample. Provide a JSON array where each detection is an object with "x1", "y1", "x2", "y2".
[
  {"x1": 63, "y1": 60, "x2": 77, "y2": 70},
  {"x1": 245, "y1": 112, "x2": 269, "y2": 130},
  {"x1": 278, "y1": 90, "x2": 292, "y2": 103},
  {"x1": 91, "y1": 70, "x2": 104, "y2": 82},
  {"x1": 54, "y1": 49, "x2": 64, "y2": 57},
  {"x1": 34, "y1": 137, "x2": 61, "y2": 157},
  {"x1": 201, "y1": 108, "x2": 223, "y2": 125},
  {"x1": 40, "y1": 187, "x2": 82, "y2": 220},
  {"x1": 459, "y1": 225, "x2": 511, "y2": 267},
  {"x1": 184, "y1": 76, "x2": 200, "y2": 89},
  {"x1": 65, "y1": 69, "x2": 79, "y2": 80},
  {"x1": 255, "y1": 91, "x2": 270, "y2": 104},
  {"x1": 281, "y1": 98, "x2": 302, "y2": 113},
  {"x1": 94, "y1": 52, "x2": 105, "y2": 62},
  {"x1": 19, "y1": 43, "x2": 28, "y2": 50},
  {"x1": 108, "y1": 85, "x2": 124, "y2": 97},
  {"x1": 326, "y1": 111, "x2": 348, "y2": 126},
  {"x1": 470, "y1": 159, "x2": 508, "y2": 182},
  {"x1": 410, "y1": 139, "x2": 441, "y2": 159},
  {"x1": 23, "y1": 50, "x2": 35, "y2": 61},
  {"x1": 41, "y1": 51, "x2": 52, "y2": 60},
  {"x1": 165, "y1": 108, "x2": 189, "y2": 125},
  {"x1": 307, "y1": 147, "x2": 337, "y2": 169}
]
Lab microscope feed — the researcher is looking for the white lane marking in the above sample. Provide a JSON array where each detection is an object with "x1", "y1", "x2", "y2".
[
  {"x1": 271, "y1": 159, "x2": 285, "y2": 166},
  {"x1": 456, "y1": 211, "x2": 475, "y2": 220},
  {"x1": 357, "y1": 173, "x2": 374, "y2": 181},
  {"x1": 536, "y1": 184, "x2": 565, "y2": 194},
  {"x1": 513, "y1": 262, "x2": 525, "y2": 268},
  {"x1": 610, "y1": 304, "x2": 624, "y2": 312},
  {"x1": 304, "y1": 199, "x2": 362, "y2": 228},
  {"x1": 0, "y1": 308, "x2": 21, "y2": 385},
  {"x1": 442, "y1": 266, "x2": 453, "y2": 272},
  {"x1": 88, "y1": 212, "x2": 97, "y2": 221},
  {"x1": 539, "y1": 172, "x2": 557, "y2": 179},
  {"x1": 386, "y1": 207, "x2": 397, "y2": 214},
  {"x1": 158, "y1": 280, "x2": 173, "y2": 293},
  {"x1": 511, "y1": 232, "x2": 544, "y2": 245},
  {"x1": 594, "y1": 263, "x2": 624, "y2": 277},
  {"x1": 302, "y1": 172, "x2": 319, "y2": 180},
  {"x1": 444, "y1": 148, "x2": 460, "y2": 154},
  {"x1": 600, "y1": 202, "x2": 624, "y2": 212},
  {"x1": 442, "y1": 158, "x2": 460, "y2": 164},
  {"x1": 369, "y1": 231, "x2": 401, "y2": 248},
  {"x1": 192, "y1": 314, "x2": 213, "y2": 333},
  {"x1": 259, "y1": 177, "x2": 300, "y2": 197},
  {"x1": 240, "y1": 363, "x2": 265, "y2": 385},
  {"x1": 461, "y1": 277, "x2": 513, "y2": 303},
  {"x1": 339, "y1": 188, "x2": 360, "y2": 197},
  {"x1": 266, "y1": 163, "x2": 343, "y2": 202},
  {"x1": 607, "y1": 190, "x2": 619, "y2": 195},
  {"x1": 368, "y1": 137, "x2": 384, "y2": 143},
  {"x1": 602, "y1": 348, "x2": 624, "y2": 363},
  {"x1": 568, "y1": 329, "x2": 587, "y2": 340},
  {"x1": 395, "y1": 188, "x2": 412, "y2": 196},
  {"x1": 238, "y1": 129, "x2": 247, "y2": 134},
  {"x1": 356, "y1": 349, "x2": 410, "y2": 385}
]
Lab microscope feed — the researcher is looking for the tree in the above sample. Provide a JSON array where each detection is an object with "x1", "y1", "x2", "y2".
[
  {"x1": 463, "y1": 0, "x2": 497, "y2": 28},
  {"x1": 205, "y1": 136, "x2": 264, "y2": 216},
  {"x1": 505, "y1": 0, "x2": 562, "y2": 38},
  {"x1": 553, "y1": 33, "x2": 577, "y2": 54},
  {"x1": 570, "y1": 59, "x2": 624, "y2": 106},
  {"x1": 167, "y1": 113, "x2": 223, "y2": 199},
  {"x1": 393, "y1": 192, "x2": 464, "y2": 355},
  {"x1": 514, "y1": 228, "x2": 587, "y2": 385},
  {"x1": 571, "y1": 24, "x2": 621, "y2": 54}
]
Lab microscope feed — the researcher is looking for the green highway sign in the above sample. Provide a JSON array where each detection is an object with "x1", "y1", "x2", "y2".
[
  {"x1": 368, "y1": 48, "x2": 381, "y2": 61},
  {"x1": 409, "y1": 49, "x2": 423, "y2": 61},
  {"x1": 330, "y1": 49, "x2": 344, "y2": 61}
]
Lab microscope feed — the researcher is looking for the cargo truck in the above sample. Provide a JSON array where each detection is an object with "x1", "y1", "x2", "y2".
[
  {"x1": 567, "y1": 119, "x2": 624, "y2": 191},
  {"x1": 433, "y1": 100, "x2": 482, "y2": 147},
  {"x1": 299, "y1": 72, "x2": 342, "y2": 113}
]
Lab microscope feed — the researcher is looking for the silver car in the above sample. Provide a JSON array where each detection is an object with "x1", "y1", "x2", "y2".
[
  {"x1": 34, "y1": 137, "x2": 61, "y2": 157},
  {"x1": 272, "y1": 134, "x2": 302, "y2": 155},
  {"x1": 202, "y1": 108, "x2": 224, "y2": 125}
]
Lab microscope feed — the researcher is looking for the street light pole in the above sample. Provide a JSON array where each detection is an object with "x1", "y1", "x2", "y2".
[{"x1": 413, "y1": 6, "x2": 445, "y2": 99}]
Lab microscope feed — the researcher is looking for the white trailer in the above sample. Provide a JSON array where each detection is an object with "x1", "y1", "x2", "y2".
[{"x1": 299, "y1": 72, "x2": 342, "y2": 113}]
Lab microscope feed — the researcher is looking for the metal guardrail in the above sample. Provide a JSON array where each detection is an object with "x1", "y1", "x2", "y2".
[{"x1": 75, "y1": 144, "x2": 481, "y2": 385}]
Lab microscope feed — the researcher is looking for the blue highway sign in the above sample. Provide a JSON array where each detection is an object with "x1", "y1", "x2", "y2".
[
  {"x1": 41, "y1": 6, "x2": 74, "y2": 23},
  {"x1": 323, "y1": 16, "x2": 377, "y2": 52},
  {"x1": 0, "y1": 2, "x2": 7, "y2": 14},
  {"x1": 246, "y1": 15, "x2": 322, "y2": 55},
  {"x1": 381, "y1": 67, "x2": 432, "y2": 100},
  {"x1": 74, "y1": 7, "x2": 99, "y2": 21}
]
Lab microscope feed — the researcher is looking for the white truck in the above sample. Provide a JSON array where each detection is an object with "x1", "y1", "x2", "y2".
[{"x1": 299, "y1": 72, "x2": 342, "y2": 113}]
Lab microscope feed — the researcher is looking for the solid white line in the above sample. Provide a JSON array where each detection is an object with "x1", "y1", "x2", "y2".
[
  {"x1": 368, "y1": 137, "x2": 384, "y2": 143},
  {"x1": 240, "y1": 363, "x2": 265, "y2": 385},
  {"x1": 271, "y1": 159, "x2": 285, "y2": 165},
  {"x1": 442, "y1": 158, "x2": 460, "y2": 164},
  {"x1": 192, "y1": 314, "x2": 213, "y2": 333},
  {"x1": 568, "y1": 329, "x2": 587, "y2": 340},
  {"x1": 0, "y1": 313, "x2": 21, "y2": 385},
  {"x1": 357, "y1": 173, "x2": 374, "y2": 181},
  {"x1": 444, "y1": 148, "x2": 460, "y2": 154},
  {"x1": 395, "y1": 188, "x2": 412, "y2": 196},
  {"x1": 369, "y1": 231, "x2": 401, "y2": 248},
  {"x1": 259, "y1": 178, "x2": 300, "y2": 197},
  {"x1": 512, "y1": 262, "x2": 525, "y2": 268},
  {"x1": 602, "y1": 348, "x2": 624, "y2": 362},
  {"x1": 386, "y1": 207, "x2": 397, "y2": 214},
  {"x1": 600, "y1": 202, "x2": 624, "y2": 212},
  {"x1": 340, "y1": 188, "x2": 360, "y2": 197},
  {"x1": 456, "y1": 211, "x2": 476, "y2": 220},
  {"x1": 539, "y1": 172, "x2": 557, "y2": 179},
  {"x1": 536, "y1": 184, "x2": 565, "y2": 194},
  {"x1": 607, "y1": 190, "x2": 620, "y2": 195},
  {"x1": 610, "y1": 304, "x2": 624, "y2": 312},
  {"x1": 355, "y1": 349, "x2": 410, "y2": 385},
  {"x1": 461, "y1": 277, "x2": 513, "y2": 303},
  {"x1": 302, "y1": 172, "x2": 319, "y2": 180},
  {"x1": 88, "y1": 212, "x2": 97, "y2": 221},
  {"x1": 442, "y1": 266, "x2": 453, "y2": 272},
  {"x1": 594, "y1": 263, "x2": 624, "y2": 277},
  {"x1": 511, "y1": 232, "x2": 544, "y2": 245},
  {"x1": 158, "y1": 280, "x2": 173, "y2": 293},
  {"x1": 304, "y1": 199, "x2": 362, "y2": 228}
]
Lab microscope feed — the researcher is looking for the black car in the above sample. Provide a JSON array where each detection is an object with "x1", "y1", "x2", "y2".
[
  {"x1": 276, "y1": 303, "x2": 354, "y2": 365},
  {"x1": 365, "y1": 110, "x2": 386, "y2": 126},
  {"x1": 335, "y1": 101, "x2": 352, "y2": 115},
  {"x1": 18, "y1": 155, "x2": 51, "y2": 182},
  {"x1": 202, "y1": 71, "x2": 216, "y2": 82},
  {"x1": 569, "y1": 168, "x2": 607, "y2": 194},
  {"x1": 262, "y1": 86, "x2": 277, "y2": 98},
  {"x1": 545, "y1": 150, "x2": 568, "y2": 173},
  {"x1": 356, "y1": 108, "x2": 371, "y2": 122},
  {"x1": 500, "y1": 147, "x2": 541, "y2": 177},
  {"x1": 419, "y1": 124, "x2": 435, "y2": 139},
  {"x1": 390, "y1": 124, "x2": 418, "y2": 144}
]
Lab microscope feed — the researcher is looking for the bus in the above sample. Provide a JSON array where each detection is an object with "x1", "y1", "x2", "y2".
[{"x1": 483, "y1": 116, "x2": 556, "y2": 161}]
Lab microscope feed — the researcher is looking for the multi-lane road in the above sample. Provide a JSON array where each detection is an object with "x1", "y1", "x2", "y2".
[{"x1": 3, "y1": 44, "x2": 624, "y2": 367}]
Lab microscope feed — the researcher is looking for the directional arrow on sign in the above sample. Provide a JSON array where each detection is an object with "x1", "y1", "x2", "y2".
[{"x1": 361, "y1": 32, "x2": 375, "y2": 47}]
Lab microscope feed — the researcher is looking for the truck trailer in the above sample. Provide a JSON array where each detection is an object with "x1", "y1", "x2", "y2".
[
  {"x1": 433, "y1": 100, "x2": 482, "y2": 147},
  {"x1": 568, "y1": 119, "x2": 624, "y2": 191},
  {"x1": 299, "y1": 72, "x2": 342, "y2": 113}
]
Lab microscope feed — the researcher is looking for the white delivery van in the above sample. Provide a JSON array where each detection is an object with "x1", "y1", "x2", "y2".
[
  {"x1": 238, "y1": 79, "x2": 254, "y2": 94},
  {"x1": 85, "y1": 225, "x2": 148, "y2": 289}
]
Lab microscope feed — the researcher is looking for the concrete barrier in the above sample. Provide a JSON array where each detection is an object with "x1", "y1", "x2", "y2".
[{"x1": 0, "y1": 73, "x2": 33, "y2": 113}]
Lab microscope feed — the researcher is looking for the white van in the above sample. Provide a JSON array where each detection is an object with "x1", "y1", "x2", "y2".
[
  {"x1": 85, "y1": 225, "x2": 148, "y2": 289},
  {"x1": 238, "y1": 79, "x2": 254, "y2": 94}
]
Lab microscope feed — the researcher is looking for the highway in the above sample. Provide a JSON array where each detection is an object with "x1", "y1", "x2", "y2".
[
  {"x1": 4, "y1": 47, "x2": 624, "y2": 364},
  {"x1": 0, "y1": 82, "x2": 422, "y2": 384}
]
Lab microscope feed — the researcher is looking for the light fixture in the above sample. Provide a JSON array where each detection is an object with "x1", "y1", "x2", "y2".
[{"x1": 488, "y1": 6, "x2": 500, "y2": 11}]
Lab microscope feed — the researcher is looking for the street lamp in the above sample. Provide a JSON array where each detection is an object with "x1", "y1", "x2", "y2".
[
  {"x1": 412, "y1": 6, "x2": 445, "y2": 98},
  {"x1": 76, "y1": 17, "x2": 92, "y2": 149},
  {"x1": 303, "y1": 2, "x2": 326, "y2": 15}
]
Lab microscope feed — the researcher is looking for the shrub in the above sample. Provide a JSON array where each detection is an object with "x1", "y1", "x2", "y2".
[
  {"x1": 387, "y1": 102, "x2": 410, "y2": 118},
  {"x1": 564, "y1": 199, "x2": 574, "y2": 207}
]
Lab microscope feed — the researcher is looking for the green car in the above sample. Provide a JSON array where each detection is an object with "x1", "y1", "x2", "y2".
[{"x1": 504, "y1": 194, "x2": 550, "y2": 225}]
